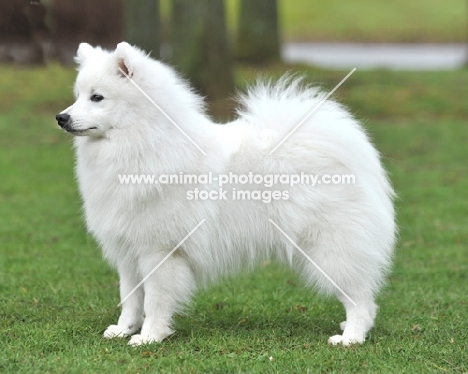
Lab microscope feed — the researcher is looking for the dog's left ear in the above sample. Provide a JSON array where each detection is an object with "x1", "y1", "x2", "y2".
[
  {"x1": 75, "y1": 42, "x2": 94, "y2": 65},
  {"x1": 115, "y1": 42, "x2": 135, "y2": 78}
]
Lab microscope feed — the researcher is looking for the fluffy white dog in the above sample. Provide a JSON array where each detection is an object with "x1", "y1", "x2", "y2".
[{"x1": 56, "y1": 42, "x2": 395, "y2": 347}]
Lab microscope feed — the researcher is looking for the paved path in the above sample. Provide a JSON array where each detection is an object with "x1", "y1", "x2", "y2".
[{"x1": 282, "y1": 43, "x2": 467, "y2": 70}]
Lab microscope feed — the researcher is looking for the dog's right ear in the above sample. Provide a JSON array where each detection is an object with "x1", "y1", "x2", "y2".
[
  {"x1": 75, "y1": 43, "x2": 94, "y2": 65},
  {"x1": 115, "y1": 42, "x2": 135, "y2": 78}
]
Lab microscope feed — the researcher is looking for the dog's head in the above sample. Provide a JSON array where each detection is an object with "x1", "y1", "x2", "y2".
[{"x1": 56, "y1": 42, "x2": 167, "y2": 138}]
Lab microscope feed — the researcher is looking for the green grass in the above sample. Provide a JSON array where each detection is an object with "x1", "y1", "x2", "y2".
[
  {"x1": 1, "y1": 65, "x2": 468, "y2": 373},
  {"x1": 227, "y1": 0, "x2": 467, "y2": 42},
  {"x1": 161, "y1": 0, "x2": 467, "y2": 43}
]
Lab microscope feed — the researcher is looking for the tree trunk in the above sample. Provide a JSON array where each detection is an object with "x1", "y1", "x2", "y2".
[
  {"x1": 0, "y1": 0, "x2": 45, "y2": 64},
  {"x1": 171, "y1": 0, "x2": 234, "y2": 103},
  {"x1": 51, "y1": 0, "x2": 123, "y2": 64},
  {"x1": 124, "y1": 0, "x2": 160, "y2": 58},
  {"x1": 237, "y1": 0, "x2": 280, "y2": 63}
]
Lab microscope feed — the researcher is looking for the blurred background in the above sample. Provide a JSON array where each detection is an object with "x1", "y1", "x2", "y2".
[{"x1": 1, "y1": 0, "x2": 467, "y2": 116}]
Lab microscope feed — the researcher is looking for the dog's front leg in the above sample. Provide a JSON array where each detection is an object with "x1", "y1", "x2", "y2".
[
  {"x1": 128, "y1": 253, "x2": 195, "y2": 346},
  {"x1": 103, "y1": 259, "x2": 144, "y2": 339}
]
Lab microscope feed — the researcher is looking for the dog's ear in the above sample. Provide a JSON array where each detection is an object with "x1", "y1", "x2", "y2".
[
  {"x1": 75, "y1": 43, "x2": 94, "y2": 65},
  {"x1": 115, "y1": 42, "x2": 135, "y2": 78}
]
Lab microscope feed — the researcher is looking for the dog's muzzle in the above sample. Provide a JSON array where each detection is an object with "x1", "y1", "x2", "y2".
[{"x1": 56, "y1": 113, "x2": 70, "y2": 128}]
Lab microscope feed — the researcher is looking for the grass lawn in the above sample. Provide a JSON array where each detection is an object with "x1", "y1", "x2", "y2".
[
  {"x1": 1, "y1": 65, "x2": 468, "y2": 373},
  {"x1": 161, "y1": 0, "x2": 467, "y2": 43},
  {"x1": 227, "y1": 0, "x2": 467, "y2": 43}
]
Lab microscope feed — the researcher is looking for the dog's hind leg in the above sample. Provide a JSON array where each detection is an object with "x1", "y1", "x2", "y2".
[
  {"x1": 104, "y1": 259, "x2": 144, "y2": 339},
  {"x1": 295, "y1": 234, "x2": 384, "y2": 346},
  {"x1": 328, "y1": 296, "x2": 377, "y2": 346}
]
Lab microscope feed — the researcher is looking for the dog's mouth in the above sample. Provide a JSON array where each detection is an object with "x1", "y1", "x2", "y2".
[{"x1": 63, "y1": 127, "x2": 97, "y2": 135}]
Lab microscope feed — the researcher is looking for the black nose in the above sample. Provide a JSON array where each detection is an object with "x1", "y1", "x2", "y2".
[{"x1": 56, "y1": 113, "x2": 70, "y2": 127}]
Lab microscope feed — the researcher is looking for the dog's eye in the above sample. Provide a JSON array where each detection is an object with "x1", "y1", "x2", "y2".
[{"x1": 90, "y1": 94, "x2": 104, "y2": 102}]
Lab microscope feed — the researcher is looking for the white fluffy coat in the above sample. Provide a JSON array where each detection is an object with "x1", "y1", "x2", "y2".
[{"x1": 58, "y1": 42, "x2": 395, "y2": 347}]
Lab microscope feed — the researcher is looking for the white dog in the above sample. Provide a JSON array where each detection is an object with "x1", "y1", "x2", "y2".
[{"x1": 56, "y1": 42, "x2": 395, "y2": 347}]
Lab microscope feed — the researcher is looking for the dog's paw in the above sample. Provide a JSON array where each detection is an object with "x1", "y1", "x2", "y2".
[
  {"x1": 128, "y1": 334, "x2": 158, "y2": 346},
  {"x1": 128, "y1": 327, "x2": 174, "y2": 347},
  {"x1": 327, "y1": 334, "x2": 365, "y2": 346},
  {"x1": 103, "y1": 325, "x2": 131, "y2": 339}
]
